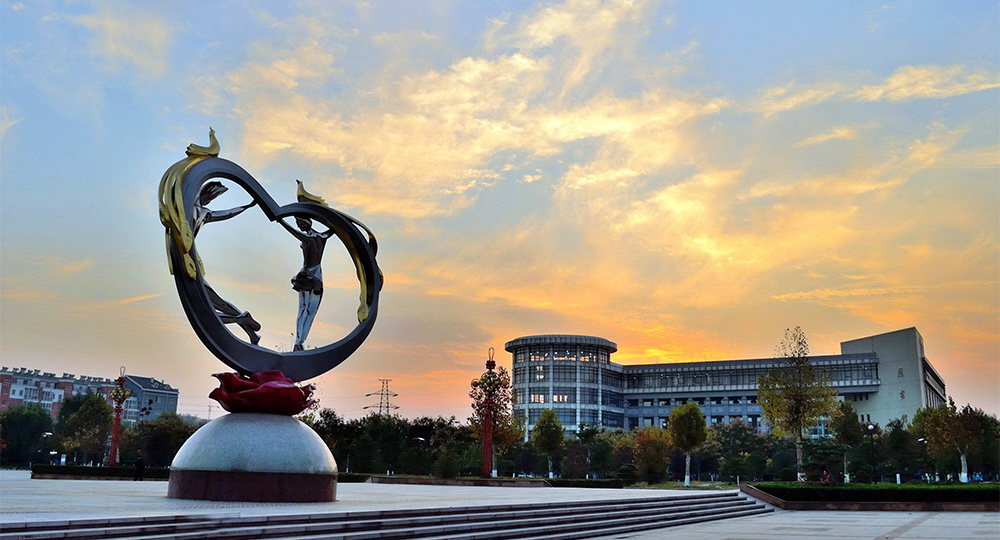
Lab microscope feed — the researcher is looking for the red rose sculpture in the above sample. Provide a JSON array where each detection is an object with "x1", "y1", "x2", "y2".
[{"x1": 209, "y1": 370, "x2": 315, "y2": 416}]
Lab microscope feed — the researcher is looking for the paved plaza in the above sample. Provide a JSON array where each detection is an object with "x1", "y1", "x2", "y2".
[
  {"x1": 1, "y1": 471, "x2": 997, "y2": 539},
  {"x1": 596, "y1": 510, "x2": 1000, "y2": 540},
  {"x1": 0, "y1": 470, "x2": 724, "y2": 523}
]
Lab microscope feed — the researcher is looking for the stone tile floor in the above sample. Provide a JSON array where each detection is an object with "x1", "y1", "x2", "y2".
[
  {"x1": 0, "y1": 470, "x2": 711, "y2": 522},
  {"x1": 594, "y1": 509, "x2": 1000, "y2": 540}
]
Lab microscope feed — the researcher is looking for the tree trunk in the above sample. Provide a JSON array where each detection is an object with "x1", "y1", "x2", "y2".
[
  {"x1": 795, "y1": 433, "x2": 805, "y2": 482},
  {"x1": 843, "y1": 450, "x2": 850, "y2": 483},
  {"x1": 959, "y1": 451, "x2": 969, "y2": 483},
  {"x1": 684, "y1": 452, "x2": 691, "y2": 487}
]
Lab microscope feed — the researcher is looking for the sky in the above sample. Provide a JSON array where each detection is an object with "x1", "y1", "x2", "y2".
[{"x1": 1, "y1": 0, "x2": 997, "y2": 421}]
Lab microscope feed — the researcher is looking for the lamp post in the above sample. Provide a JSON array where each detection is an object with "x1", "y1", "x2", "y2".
[
  {"x1": 107, "y1": 367, "x2": 131, "y2": 467},
  {"x1": 867, "y1": 423, "x2": 877, "y2": 484}
]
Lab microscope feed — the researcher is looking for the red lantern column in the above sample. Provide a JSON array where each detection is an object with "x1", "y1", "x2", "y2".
[
  {"x1": 108, "y1": 367, "x2": 131, "y2": 467},
  {"x1": 481, "y1": 347, "x2": 496, "y2": 478}
]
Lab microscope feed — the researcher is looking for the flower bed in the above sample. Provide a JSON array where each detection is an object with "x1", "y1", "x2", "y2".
[{"x1": 752, "y1": 482, "x2": 999, "y2": 503}]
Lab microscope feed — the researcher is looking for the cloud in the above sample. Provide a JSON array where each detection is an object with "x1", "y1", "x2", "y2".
[
  {"x1": 742, "y1": 123, "x2": 967, "y2": 199},
  {"x1": 794, "y1": 126, "x2": 857, "y2": 147},
  {"x1": 71, "y1": 7, "x2": 171, "y2": 79},
  {"x1": 513, "y1": 0, "x2": 653, "y2": 99},
  {"x1": 773, "y1": 280, "x2": 997, "y2": 301},
  {"x1": 0, "y1": 106, "x2": 22, "y2": 144},
  {"x1": 52, "y1": 259, "x2": 95, "y2": 276},
  {"x1": 207, "y1": 3, "x2": 717, "y2": 219},
  {"x1": 754, "y1": 81, "x2": 845, "y2": 117},
  {"x1": 851, "y1": 64, "x2": 1000, "y2": 102},
  {"x1": 754, "y1": 64, "x2": 1000, "y2": 117}
]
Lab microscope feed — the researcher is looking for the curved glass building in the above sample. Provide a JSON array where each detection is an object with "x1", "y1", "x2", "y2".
[
  {"x1": 508, "y1": 328, "x2": 945, "y2": 436},
  {"x1": 506, "y1": 334, "x2": 625, "y2": 433}
]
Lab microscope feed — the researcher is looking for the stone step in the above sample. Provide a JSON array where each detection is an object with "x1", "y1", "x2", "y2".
[
  {"x1": 0, "y1": 492, "x2": 739, "y2": 538},
  {"x1": 125, "y1": 499, "x2": 759, "y2": 540},
  {"x1": 281, "y1": 502, "x2": 772, "y2": 540},
  {"x1": 1, "y1": 492, "x2": 766, "y2": 540}
]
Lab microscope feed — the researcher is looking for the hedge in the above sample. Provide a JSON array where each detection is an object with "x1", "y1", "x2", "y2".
[
  {"x1": 338, "y1": 473, "x2": 371, "y2": 483},
  {"x1": 753, "y1": 482, "x2": 1000, "y2": 503},
  {"x1": 31, "y1": 464, "x2": 170, "y2": 479},
  {"x1": 546, "y1": 478, "x2": 625, "y2": 489}
]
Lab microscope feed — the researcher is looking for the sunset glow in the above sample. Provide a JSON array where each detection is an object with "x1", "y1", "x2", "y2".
[{"x1": 1, "y1": 1, "x2": 997, "y2": 420}]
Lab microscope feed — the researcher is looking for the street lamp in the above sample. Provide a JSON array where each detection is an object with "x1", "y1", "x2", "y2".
[{"x1": 867, "y1": 423, "x2": 877, "y2": 484}]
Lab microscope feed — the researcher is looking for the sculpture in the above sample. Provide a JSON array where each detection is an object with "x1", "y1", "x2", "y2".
[
  {"x1": 157, "y1": 129, "x2": 382, "y2": 382},
  {"x1": 158, "y1": 129, "x2": 381, "y2": 502}
]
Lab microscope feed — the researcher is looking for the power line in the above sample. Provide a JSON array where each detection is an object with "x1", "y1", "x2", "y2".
[{"x1": 363, "y1": 379, "x2": 399, "y2": 416}]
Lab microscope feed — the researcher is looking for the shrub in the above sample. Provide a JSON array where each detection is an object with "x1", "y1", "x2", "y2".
[{"x1": 547, "y1": 478, "x2": 625, "y2": 488}]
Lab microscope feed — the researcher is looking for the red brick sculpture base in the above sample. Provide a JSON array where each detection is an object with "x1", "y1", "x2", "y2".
[{"x1": 168, "y1": 469, "x2": 336, "y2": 502}]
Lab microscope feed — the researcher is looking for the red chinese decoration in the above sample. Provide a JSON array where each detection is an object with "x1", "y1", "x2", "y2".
[
  {"x1": 209, "y1": 370, "x2": 315, "y2": 416},
  {"x1": 107, "y1": 367, "x2": 131, "y2": 467}
]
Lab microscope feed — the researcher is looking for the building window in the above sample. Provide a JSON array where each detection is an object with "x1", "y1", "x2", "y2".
[
  {"x1": 579, "y1": 410, "x2": 598, "y2": 425},
  {"x1": 747, "y1": 396, "x2": 758, "y2": 404},
  {"x1": 712, "y1": 397, "x2": 723, "y2": 405},
  {"x1": 603, "y1": 412, "x2": 624, "y2": 428},
  {"x1": 711, "y1": 416, "x2": 723, "y2": 424},
  {"x1": 658, "y1": 398, "x2": 670, "y2": 406},
  {"x1": 553, "y1": 365, "x2": 576, "y2": 382},
  {"x1": 602, "y1": 392, "x2": 623, "y2": 408},
  {"x1": 555, "y1": 409, "x2": 576, "y2": 425},
  {"x1": 580, "y1": 366, "x2": 598, "y2": 383},
  {"x1": 553, "y1": 388, "x2": 575, "y2": 404},
  {"x1": 729, "y1": 396, "x2": 741, "y2": 404},
  {"x1": 627, "y1": 399, "x2": 639, "y2": 407},
  {"x1": 642, "y1": 399, "x2": 653, "y2": 407},
  {"x1": 580, "y1": 388, "x2": 599, "y2": 404},
  {"x1": 530, "y1": 394, "x2": 546, "y2": 403},
  {"x1": 534, "y1": 365, "x2": 548, "y2": 382}
]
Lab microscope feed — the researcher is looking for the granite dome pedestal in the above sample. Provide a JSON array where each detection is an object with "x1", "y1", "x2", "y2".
[{"x1": 168, "y1": 413, "x2": 338, "y2": 502}]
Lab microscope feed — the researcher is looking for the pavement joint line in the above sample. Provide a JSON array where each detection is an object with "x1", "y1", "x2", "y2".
[{"x1": 874, "y1": 512, "x2": 938, "y2": 540}]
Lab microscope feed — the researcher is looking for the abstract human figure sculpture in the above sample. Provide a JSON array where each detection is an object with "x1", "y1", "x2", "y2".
[
  {"x1": 158, "y1": 130, "x2": 382, "y2": 382},
  {"x1": 280, "y1": 215, "x2": 334, "y2": 350},
  {"x1": 193, "y1": 181, "x2": 261, "y2": 344},
  {"x1": 161, "y1": 129, "x2": 381, "y2": 503}
]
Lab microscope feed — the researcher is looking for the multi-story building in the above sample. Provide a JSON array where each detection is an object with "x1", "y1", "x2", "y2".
[
  {"x1": 0, "y1": 367, "x2": 179, "y2": 424},
  {"x1": 125, "y1": 375, "x2": 179, "y2": 423},
  {"x1": 507, "y1": 335, "x2": 625, "y2": 432},
  {"x1": 509, "y1": 327, "x2": 946, "y2": 436}
]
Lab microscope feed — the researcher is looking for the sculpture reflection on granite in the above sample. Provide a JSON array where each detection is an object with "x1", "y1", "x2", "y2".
[{"x1": 158, "y1": 130, "x2": 381, "y2": 502}]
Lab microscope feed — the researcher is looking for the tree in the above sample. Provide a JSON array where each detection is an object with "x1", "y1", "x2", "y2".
[
  {"x1": 531, "y1": 409, "x2": 565, "y2": 478},
  {"x1": 912, "y1": 398, "x2": 986, "y2": 482},
  {"x1": 0, "y1": 404, "x2": 53, "y2": 466},
  {"x1": 667, "y1": 401, "x2": 708, "y2": 487},
  {"x1": 633, "y1": 426, "x2": 671, "y2": 483},
  {"x1": 131, "y1": 412, "x2": 200, "y2": 467},
  {"x1": 758, "y1": 326, "x2": 837, "y2": 481},
  {"x1": 829, "y1": 401, "x2": 865, "y2": 482},
  {"x1": 469, "y1": 365, "x2": 524, "y2": 474},
  {"x1": 705, "y1": 418, "x2": 769, "y2": 482},
  {"x1": 60, "y1": 394, "x2": 113, "y2": 464}
]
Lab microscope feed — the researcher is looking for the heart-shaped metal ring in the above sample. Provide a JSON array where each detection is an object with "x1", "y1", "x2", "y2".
[{"x1": 167, "y1": 157, "x2": 380, "y2": 382}]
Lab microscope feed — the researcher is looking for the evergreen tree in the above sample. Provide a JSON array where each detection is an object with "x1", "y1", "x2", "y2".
[
  {"x1": 667, "y1": 401, "x2": 708, "y2": 487},
  {"x1": 531, "y1": 409, "x2": 565, "y2": 478}
]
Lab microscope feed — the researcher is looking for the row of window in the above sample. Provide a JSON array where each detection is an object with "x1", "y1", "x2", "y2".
[
  {"x1": 513, "y1": 347, "x2": 611, "y2": 363},
  {"x1": 628, "y1": 415, "x2": 762, "y2": 429},
  {"x1": 627, "y1": 396, "x2": 758, "y2": 407},
  {"x1": 525, "y1": 409, "x2": 625, "y2": 428},
  {"x1": 514, "y1": 365, "x2": 624, "y2": 387},
  {"x1": 518, "y1": 389, "x2": 625, "y2": 407},
  {"x1": 626, "y1": 364, "x2": 879, "y2": 389}
]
